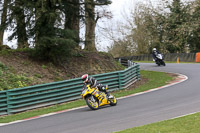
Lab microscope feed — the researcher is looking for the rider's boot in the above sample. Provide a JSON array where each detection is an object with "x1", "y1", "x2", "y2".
[{"x1": 106, "y1": 92, "x2": 113, "y2": 99}]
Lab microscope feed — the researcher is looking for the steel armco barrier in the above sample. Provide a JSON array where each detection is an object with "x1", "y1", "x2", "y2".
[
  {"x1": 117, "y1": 58, "x2": 135, "y2": 68},
  {"x1": 0, "y1": 64, "x2": 140, "y2": 115}
]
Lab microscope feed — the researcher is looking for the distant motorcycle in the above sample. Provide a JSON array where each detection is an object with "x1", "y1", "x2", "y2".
[
  {"x1": 153, "y1": 53, "x2": 166, "y2": 66},
  {"x1": 81, "y1": 84, "x2": 117, "y2": 110}
]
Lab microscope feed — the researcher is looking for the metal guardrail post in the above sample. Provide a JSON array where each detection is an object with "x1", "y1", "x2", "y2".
[
  {"x1": 118, "y1": 72, "x2": 122, "y2": 90},
  {"x1": 117, "y1": 58, "x2": 135, "y2": 68},
  {"x1": 136, "y1": 65, "x2": 140, "y2": 80},
  {"x1": 129, "y1": 61, "x2": 134, "y2": 67},
  {"x1": 128, "y1": 60, "x2": 130, "y2": 67},
  {"x1": 6, "y1": 91, "x2": 10, "y2": 115}
]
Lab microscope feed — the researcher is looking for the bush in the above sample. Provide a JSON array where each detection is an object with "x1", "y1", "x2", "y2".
[{"x1": 33, "y1": 29, "x2": 77, "y2": 63}]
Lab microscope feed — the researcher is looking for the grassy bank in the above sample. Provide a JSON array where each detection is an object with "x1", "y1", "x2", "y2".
[
  {"x1": 0, "y1": 70, "x2": 173, "y2": 123},
  {"x1": 115, "y1": 112, "x2": 200, "y2": 133}
]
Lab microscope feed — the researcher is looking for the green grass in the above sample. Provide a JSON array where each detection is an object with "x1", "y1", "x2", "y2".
[
  {"x1": 115, "y1": 112, "x2": 200, "y2": 133},
  {"x1": 135, "y1": 61, "x2": 197, "y2": 63},
  {"x1": 0, "y1": 62, "x2": 33, "y2": 91},
  {"x1": 114, "y1": 70, "x2": 173, "y2": 98},
  {"x1": 0, "y1": 48, "x2": 33, "y2": 56},
  {"x1": 0, "y1": 70, "x2": 173, "y2": 123},
  {"x1": 0, "y1": 100, "x2": 86, "y2": 123}
]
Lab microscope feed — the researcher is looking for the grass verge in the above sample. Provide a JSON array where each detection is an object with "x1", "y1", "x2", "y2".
[
  {"x1": 135, "y1": 61, "x2": 197, "y2": 63},
  {"x1": 0, "y1": 70, "x2": 173, "y2": 123},
  {"x1": 113, "y1": 70, "x2": 173, "y2": 98},
  {"x1": 115, "y1": 112, "x2": 200, "y2": 133}
]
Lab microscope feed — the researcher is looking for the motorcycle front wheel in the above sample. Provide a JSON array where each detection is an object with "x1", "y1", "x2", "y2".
[
  {"x1": 110, "y1": 95, "x2": 117, "y2": 106},
  {"x1": 86, "y1": 96, "x2": 99, "y2": 110},
  {"x1": 162, "y1": 61, "x2": 166, "y2": 66}
]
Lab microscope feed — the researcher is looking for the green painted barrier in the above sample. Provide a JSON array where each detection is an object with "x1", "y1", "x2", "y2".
[
  {"x1": 0, "y1": 64, "x2": 140, "y2": 115},
  {"x1": 0, "y1": 91, "x2": 7, "y2": 115}
]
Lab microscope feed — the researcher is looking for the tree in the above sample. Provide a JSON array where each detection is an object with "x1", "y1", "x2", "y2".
[
  {"x1": 0, "y1": 0, "x2": 8, "y2": 46},
  {"x1": 108, "y1": 2, "x2": 167, "y2": 56},
  {"x1": 107, "y1": 0, "x2": 200, "y2": 57},
  {"x1": 108, "y1": 37, "x2": 136, "y2": 57},
  {"x1": 63, "y1": 0, "x2": 80, "y2": 45},
  {"x1": 85, "y1": 0, "x2": 96, "y2": 51},
  {"x1": 0, "y1": 0, "x2": 31, "y2": 49},
  {"x1": 164, "y1": 0, "x2": 192, "y2": 53},
  {"x1": 33, "y1": 0, "x2": 76, "y2": 62},
  {"x1": 84, "y1": 0, "x2": 111, "y2": 51},
  {"x1": 188, "y1": 0, "x2": 200, "y2": 52},
  {"x1": 0, "y1": 0, "x2": 112, "y2": 55},
  {"x1": 12, "y1": 0, "x2": 29, "y2": 48}
]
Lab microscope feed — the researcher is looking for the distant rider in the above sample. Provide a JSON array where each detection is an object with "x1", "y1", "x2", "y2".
[
  {"x1": 81, "y1": 74, "x2": 113, "y2": 99},
  {"x1": 152, "y1": 48, "x2": 161, "y2": 61}
]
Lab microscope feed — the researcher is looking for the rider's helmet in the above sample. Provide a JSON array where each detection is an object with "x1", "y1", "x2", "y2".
[
  {"x1": 81, "y1": 74, "x2": 88, "y2": 83},
  {"x1": 152, "y1": 48, "x2": 157, "y2": 51}
]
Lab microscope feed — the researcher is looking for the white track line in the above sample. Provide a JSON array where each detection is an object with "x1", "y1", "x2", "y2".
[{"x1": 0, "y1": 73, "x2": 188, "y2": 127}]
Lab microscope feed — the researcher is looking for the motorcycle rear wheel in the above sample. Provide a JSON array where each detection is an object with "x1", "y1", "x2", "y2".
[{"x1": 86, "y1": 96, "x2": 99, "y2": 110}]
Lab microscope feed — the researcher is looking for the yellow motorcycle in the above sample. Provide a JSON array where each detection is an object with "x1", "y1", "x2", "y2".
[{"x1": 81, "y1": 84, "x2": 117, "y2": 110}]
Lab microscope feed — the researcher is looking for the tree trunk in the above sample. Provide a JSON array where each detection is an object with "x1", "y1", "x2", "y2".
[
  {"x1": 16, "y1": 13, "x2": 29, "y2": 49},
  {"x1": 15, "y1": 0, "x2": 29, "y2": 49},
  {"x1": 0, "y1": 0, "x2": 8, "y2": 46},
  {"x1": 64, "y1": 0, "x2": 80, "y2": 44},
  {"x1": 85, "y1": 0, "x2": 97, "y2": 51}
]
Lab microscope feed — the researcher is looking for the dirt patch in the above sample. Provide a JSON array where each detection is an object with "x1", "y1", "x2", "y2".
[
  {"x1": 126, "y1": 77, "x2": 149, "y2": 90},
  {"x1": 166, "y1": 73, "x2": 180, "y2": 83},
  {"x1": 60, "y1": 51, "x2": 123, "y2": 78},
  {"x1": 167, "y1": 73, "x2": 179, "y2": 78}
]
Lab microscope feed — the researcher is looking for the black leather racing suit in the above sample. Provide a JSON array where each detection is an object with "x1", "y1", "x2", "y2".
[{"x1": 85, "y1": 77, "x2": 108, "y2": 94}]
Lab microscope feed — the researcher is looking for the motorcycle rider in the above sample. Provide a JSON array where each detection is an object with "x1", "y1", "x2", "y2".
[
  {"x1": 81, "y1": 74, "x2": 113, "y2": 99},
  {"x1": 152, "y1": 48, "x2": 161, "y2": 61}
]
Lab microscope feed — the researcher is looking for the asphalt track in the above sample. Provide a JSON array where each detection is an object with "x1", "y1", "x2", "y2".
[{"x1": 1, "y1": 63, "x2": 200, "y2": 133}]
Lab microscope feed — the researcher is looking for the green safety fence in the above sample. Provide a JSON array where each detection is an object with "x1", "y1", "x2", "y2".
[
  {"x1": 0, "y1": 91, "x2": 7, "y2": 115},
  {"x1": 0, "y1": 64, "x2": 140, "y2": 115}
]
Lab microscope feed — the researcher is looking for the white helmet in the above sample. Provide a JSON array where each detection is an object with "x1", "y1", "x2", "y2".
[{"x1": 153, "y1": 48, "x2": 157, "y2": 51}]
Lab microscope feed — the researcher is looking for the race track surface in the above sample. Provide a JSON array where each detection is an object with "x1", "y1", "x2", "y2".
[{"x1": 1, "y1": 63, "x2": 200, "y2": 133}]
